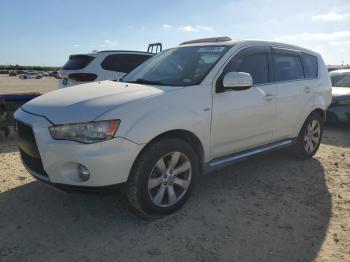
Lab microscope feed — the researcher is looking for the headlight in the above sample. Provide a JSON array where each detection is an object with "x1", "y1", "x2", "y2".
[{"x1": 49, "y1": 120, "x2": 120, "y2": 143}]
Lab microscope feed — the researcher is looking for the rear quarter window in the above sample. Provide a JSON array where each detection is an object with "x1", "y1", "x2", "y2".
[
  {"x1": 63, "y1": 55, "x2": 95, "y2": 70},
  {"x1": 101, "y1": 54, "x2": 152, "y2": 73},
  {"x1": 302, "y1": 53, "x2": 318, "y2": 78}
]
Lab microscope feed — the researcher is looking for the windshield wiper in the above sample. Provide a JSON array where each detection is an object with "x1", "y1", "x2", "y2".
[{"x1": 126, "y1": 78, "x2": 163, "y2": 85}]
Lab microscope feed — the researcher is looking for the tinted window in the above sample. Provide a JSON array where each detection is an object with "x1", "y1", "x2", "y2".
[
  {"x1": 273, "y1": 54, "x2": 304, "y2": 81},
  {"x1": 330, "y1": 72, "x2": 350, "y2": 87},
  {"x1": 63, "y1": 55, "x2": 95, "y2": 70},
  {"x1": 101, "y1": 54, "x2": 152, "y2": 73},
  {"x1": 302, "y1": 53, "x2": 318, "y2": 78},
  {"x1": 226, "y1": 53, "x2": 269, "y2": 85}
]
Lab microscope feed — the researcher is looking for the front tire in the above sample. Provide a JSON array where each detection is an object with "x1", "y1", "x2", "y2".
[
  {"x1": 126, "y1": 137, "x2": 198, "y2": 218},
  {"x1": 292, "y1": 112, "x2": 323, "y2": 159}
]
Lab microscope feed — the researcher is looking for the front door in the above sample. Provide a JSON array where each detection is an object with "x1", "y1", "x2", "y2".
[{"x1": 211, "y1": 47, "x2": 276, "y2": 158}]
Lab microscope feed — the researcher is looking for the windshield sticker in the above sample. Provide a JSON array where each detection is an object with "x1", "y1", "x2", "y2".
[{"x1": 197, "y1": 47, "x2": 226, "y2": 53}]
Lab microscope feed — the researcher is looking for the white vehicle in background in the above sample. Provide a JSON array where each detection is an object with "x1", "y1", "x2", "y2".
[
  {"x1": 18, "y1": 72, "x2": 42, "y2": 79},
  {"x1": 58, "y1": 43, "x2": 162, "y2": 88},
  {"x1": 15, "y1": 37, "x2": 331, "y2": 217}
]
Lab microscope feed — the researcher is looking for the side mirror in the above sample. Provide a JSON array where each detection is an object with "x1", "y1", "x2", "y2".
[{"x1": 217, "y1": 72, "x2": 253, "y2": 92}]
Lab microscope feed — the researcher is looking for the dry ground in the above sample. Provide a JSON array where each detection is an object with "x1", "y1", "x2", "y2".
[
  {"x1": 0, "y1": 76, "x2": 349, "y2": 261},
  {"x1": 0, "y1": 75, "x2": 57, "y2": 94}
]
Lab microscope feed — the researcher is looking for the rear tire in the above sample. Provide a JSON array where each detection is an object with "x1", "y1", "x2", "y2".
[
  {"x1": 292, "y1": 112, "x2": 323, "y2": 159},
  {"x1": 0, "y1": 129, "x2": 6, "y2": 142},
  {"x1": 126, "y1": 137, "x2": 198, "y2": 218},
  {"x1": 1, "y1": 127, "x2": 10, "y2": 137}
]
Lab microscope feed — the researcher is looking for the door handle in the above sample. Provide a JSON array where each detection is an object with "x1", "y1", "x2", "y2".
[
  {"x1": 304, "y1": 86, "x2": 311, "y2": 93},
  {"x1": 264, "y1": 94, "x2": 275, "y2": 101}
]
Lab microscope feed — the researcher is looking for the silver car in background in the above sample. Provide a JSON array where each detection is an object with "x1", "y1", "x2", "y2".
[{"x1": 327, "y1": 69, "x2": 350, "y2": 123}]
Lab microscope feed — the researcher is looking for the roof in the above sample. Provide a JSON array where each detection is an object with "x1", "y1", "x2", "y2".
[
  {"x1": 97, "y1": 50, "x2": 153, "y2": 55},
  {"x1": 69, "y1": 50, "x2": 154, "y2": 57},
  {"x1": 177, "y1": 37, "x2": 320, "y2": 56}
]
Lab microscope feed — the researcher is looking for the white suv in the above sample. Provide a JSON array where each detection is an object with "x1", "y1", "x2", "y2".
[
  {"x1": 15, "y1": 37, "x2": 332, "y2": 217},
  {"x1": 58, "y1": 51, "x2": 154, "y2": 88}
]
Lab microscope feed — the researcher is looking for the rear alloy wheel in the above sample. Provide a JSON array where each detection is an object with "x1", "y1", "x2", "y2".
[
  {"x1": 304, "y1": 120, "x2": 321, "y2": 154},
  {"x1": 293, "y1": 112, "x2": 323, "y2": 159},
  {"x1": 127, "y1": 138, "x2": 198, "y2": 217}
]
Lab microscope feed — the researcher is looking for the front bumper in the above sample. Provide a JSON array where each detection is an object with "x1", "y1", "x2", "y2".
[{"x1": 14, "y1": 108, "x2": 143, "y2": 187}]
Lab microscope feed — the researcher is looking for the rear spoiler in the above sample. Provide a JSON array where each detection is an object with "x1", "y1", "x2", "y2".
[{"x1": 147, "y1": 43, "x2": 162, "y2": 54}]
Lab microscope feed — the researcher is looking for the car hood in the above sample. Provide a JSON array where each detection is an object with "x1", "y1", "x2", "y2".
[
  {"x1": 332, "y1": 87, "x2": 350, "y2": 96},
  {"x1": 22, "y1": 81, "x2": 166, "y2": 124}
]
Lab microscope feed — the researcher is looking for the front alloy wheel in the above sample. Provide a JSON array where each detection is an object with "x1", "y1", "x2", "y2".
[
  {"x1": 148, "y1": 152, "x2": 192, "y2": 207},
  {"x1": 127, "y1": 138, "x2": 198, "y2": 217}
]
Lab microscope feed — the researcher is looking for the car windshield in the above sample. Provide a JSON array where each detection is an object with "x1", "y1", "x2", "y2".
[
  {"x1": 330, "y1": 72, "x2": 350, "y2": 87},
  {"x1": 122, "y1": 46, "x2": 229, "y2": 86}
]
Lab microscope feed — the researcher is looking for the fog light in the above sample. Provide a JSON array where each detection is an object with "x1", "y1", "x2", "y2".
[{"x1": 78, "y1": 164, "x2": 90, "y2": 181}]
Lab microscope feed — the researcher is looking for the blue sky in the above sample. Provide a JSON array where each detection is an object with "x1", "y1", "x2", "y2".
[{"x1": 0, "y1": 0, "x2": 349, "y2": 66}]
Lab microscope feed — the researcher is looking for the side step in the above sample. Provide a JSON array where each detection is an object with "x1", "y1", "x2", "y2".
[{"x1": 206, "y1": 139, "x2": 294, "y2": 172}]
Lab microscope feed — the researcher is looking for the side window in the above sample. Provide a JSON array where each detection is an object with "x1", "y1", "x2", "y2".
[
  {"x1": 101, "y1": 54, "x2": 152, "y2": 73},
  {"x1": 225, "y1": 53, "x2": 269, "y2": 85},
  {"x1": 273, "y1": 54, "x2": 304, "y2": 81},
  {"x1": 302, "y1": 53, "x2": 318, "y2": 78}
]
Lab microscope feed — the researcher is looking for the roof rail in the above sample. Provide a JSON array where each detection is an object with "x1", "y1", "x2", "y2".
[
  {"x1": 147, "y1": 43, "x2": 162, "y2": 54},
  {"x1": 180, "y1": 36, "x2": 232, "y2": 45}
]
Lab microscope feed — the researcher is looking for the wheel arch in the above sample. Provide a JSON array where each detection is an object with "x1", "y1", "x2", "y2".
[
  {"x1": 312, "y1": 108, "x2": 326, "y2": 123},
  {"x1": 132, "y1": 129, "x2": 205, "y2": 173},
  {"x1": 294, "y1": 107, "x2": 326, "y2": 137}
]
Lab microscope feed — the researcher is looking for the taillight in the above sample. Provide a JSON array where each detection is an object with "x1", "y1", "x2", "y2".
[{"x1": 68, "y1": 73, "x2": 97, "y2": 82}]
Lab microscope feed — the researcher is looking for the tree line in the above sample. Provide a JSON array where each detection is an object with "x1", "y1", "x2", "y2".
[{"x1": 0, "y1": 65, "x2": 59, "y2": 72}]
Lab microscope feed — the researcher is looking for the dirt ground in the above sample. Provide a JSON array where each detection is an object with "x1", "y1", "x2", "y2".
[
  {"x1": 0, "y1": 77, "x2": 349, "y2": 261},
  {"x1": 0, "y1": 126, "x2": 348, "y2": 262},
  {"x1": 0, "y1": 75, "x2": 57, "y2": 94}
]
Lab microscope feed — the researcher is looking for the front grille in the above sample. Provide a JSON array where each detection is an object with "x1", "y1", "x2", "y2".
[
  {"x1": 16, "y1": 121, "x2": 48, "y2": 178},
  {"x1": 20, "y1": 149, "x2": 48, "y2": 178},
  {"x1": 17, "y1": 121, "x2": 36, "y2": 143},
  {"x1": 15, "y1": 121, "x2": 41, "y2": 159}
]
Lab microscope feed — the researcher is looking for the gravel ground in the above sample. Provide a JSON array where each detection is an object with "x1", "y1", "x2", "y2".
[{"x1": 0, "y1": 125, "x2": 349, "y2": 262}]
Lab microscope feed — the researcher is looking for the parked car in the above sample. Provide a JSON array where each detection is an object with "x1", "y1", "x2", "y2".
[
  {"x1": 15, "y1": 37, "x2": 331, "y2": 217},
  {"x1": 18, "y1": 72, "x2": 42, "y2": 79},
  {"x1": 8, "y1": 70, "x2": 17, "y2": 76},
  {"x1": 58, "y1": 43, "x2": 162, "y2": 88},
  {"x1": 49, "y1": 71, "x2": 59, "y2": 78},
  {"x1": 327, "y1": 69, "x2": 350, "y2": 123}
]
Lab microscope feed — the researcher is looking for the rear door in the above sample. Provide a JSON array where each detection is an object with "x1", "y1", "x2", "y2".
[
  {"x1": 271, "y1": 48, "x2": 312, "y2": 140},
  {"x1": 211, "y1": 46, "x2": 277, "y2": 157}
]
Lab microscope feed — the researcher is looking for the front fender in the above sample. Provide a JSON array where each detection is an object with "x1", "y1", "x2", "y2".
[
  {"x1": 125, "y1": 105, "x2": 209, "y2": 144},
  {"x1": 98, "y1": 85, "x2": 213, "y2": 161}
]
